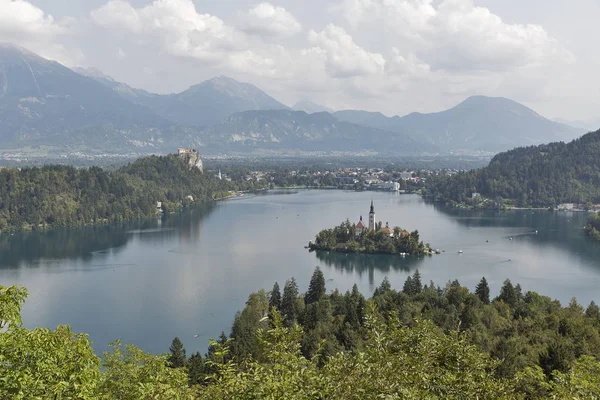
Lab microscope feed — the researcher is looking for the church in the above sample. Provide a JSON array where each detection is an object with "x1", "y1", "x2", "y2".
[{"x1": 354, "y1": 201, "x2": 394, "y2": 237}]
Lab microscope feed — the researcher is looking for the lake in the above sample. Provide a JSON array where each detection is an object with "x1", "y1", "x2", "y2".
[{"x1": 1, "y1": 189, "x2": 600, "y2": 355}]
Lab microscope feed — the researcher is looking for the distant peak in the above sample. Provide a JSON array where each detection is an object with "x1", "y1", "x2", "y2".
[
  {"x1": 0, "y1": 43, "x2": 40, "y2": 58},
  {"x1": 73, "y1": 66, "x2": 115, "y2": 82}
]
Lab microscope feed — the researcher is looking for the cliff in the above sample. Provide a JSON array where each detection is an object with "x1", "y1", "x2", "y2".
[{"x1": 178, "y1": 150, "x2": 203, "y2": 173}]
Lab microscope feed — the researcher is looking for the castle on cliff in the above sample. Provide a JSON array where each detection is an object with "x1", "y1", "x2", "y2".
[{"x1": 178, "y1": 148, "x2": 203, "y2": 172}]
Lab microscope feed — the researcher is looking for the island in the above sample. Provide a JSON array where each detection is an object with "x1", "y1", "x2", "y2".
[
  {"x1": 585, "y1": 212, "x2": 600, "y2": 242},
  {"x1": 308, "y1": 201, "x2": 435, "y2": 256}
]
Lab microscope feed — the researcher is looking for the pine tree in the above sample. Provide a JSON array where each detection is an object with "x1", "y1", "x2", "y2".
[
  {"x1": 269, "y1": 282, "x2": 282, "y2": 310},
  {"x1": 497, "y1": 279, "x2": 518, "y2": 308},
  {"x1": 187, "y1": 352, "x2": 204, "y2": 385},
  {"x1": 475, "y1": 277, "x2": 490, "y2": 304},
  {"x1": 304, "y1": 267, "x2": 326, "y2": 305},
  {"x1": 281, "y1": 278, "x2": 299, "y2": 326},
  {"x1": 412, "y1": 270, "x2": 422, "y2": 294},
  {"x1": 402, "y1": 276, "x2": 414, "y2": 295},
  {"x1": 168, "y1": 337, "x2": 187, "y2": 368},
  {"x1": 376, "y1": 276, "x2": 391, "y2": 296}
]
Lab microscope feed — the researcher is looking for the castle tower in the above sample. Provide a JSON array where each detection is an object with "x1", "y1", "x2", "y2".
[{"x1": 368, "y1": 200, "x2": 375, "y2": 230}]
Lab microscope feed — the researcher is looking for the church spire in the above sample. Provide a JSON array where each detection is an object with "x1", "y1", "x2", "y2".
[{"x1": 368, "y1": 200, "x2": 375, "y2": 230}]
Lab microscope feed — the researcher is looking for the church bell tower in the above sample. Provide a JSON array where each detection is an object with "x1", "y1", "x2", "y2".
[{"x1": 368, "y1": 200, "x2": 375, "y2": 230}]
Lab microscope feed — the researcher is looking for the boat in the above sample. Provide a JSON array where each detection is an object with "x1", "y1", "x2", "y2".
[{"x1": 458, "y1": 250, "x2": 463, "y2": 254}]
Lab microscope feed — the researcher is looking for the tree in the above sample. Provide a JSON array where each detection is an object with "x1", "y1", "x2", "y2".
[
  {"x1": 304, "y1": 267, "x2": 326, "y2": 305},
  {"x1": 375, "y1": 276, "x2": 392, "y2": 296},
  {"x1": 187, "y1": 352, "x2": 204, "y2": 386},
  {"x1": 100, "y1": 341, "x2": 192, "y2": 399},
  {"x1": 412, "y1": 270, "x2": 422, "y2": 294},
  {"x1": 497, "y1": 279, "x2": 518, "y2": 308},
  {"x1": 0, "y1": 285, "x2": 28, "y2": 329},
  {"x1": 269, "y1": 282, "x2": 282, "y2": 310},
  {"x1": 402, "y1": 276, "x2": 414, "y2": 295},
  {"x1": 475, "y1": 277, "x2": 490, "y2": 304},
  {"x1": 168, "y1": 337, "x2": 187, "y2": 368},
  {"x1": 281, "y1": 278, "x2": 300, "y2": 326}
]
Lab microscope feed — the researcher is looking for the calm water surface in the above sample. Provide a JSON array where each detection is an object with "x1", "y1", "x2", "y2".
[{"x1": 1, "y1": 190, "x2": 599, "y2": 355}]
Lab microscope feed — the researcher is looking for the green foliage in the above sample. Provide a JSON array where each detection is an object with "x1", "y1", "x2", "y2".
[
  {"x1": 0, "y1": 154, "x2": 256, "y2": 233},
  {"x1": 268, "y1": 281, "x2": 281, "y2": 310},
  {"x1": 7, "y1": 270, "x2": 600, "y2": 399},
  {"x1": 0, "y1": 324, "x2": 101, "y2": 399},
  {"x1": 99, "y1": 340, "x2": 193, "y2": 399},
  {"x1": 309, "y1": 220, "x2": 430, "y2": 256},
  {"x1": 229, "y1": 291, "x2": 270, "y2": 360},
  {"x1": 585, "y1": 212, "x2": 600, "y2": 242},
  {"x1": 168, "y1": 337, "x2": 187, "y2": 368},
  {"x1": 0, "y1": 285, "x2": 27, "y2": 329},
  {"x1": 281, "y1": 278, "x2": 300, "y2": 327},
  {"x1": 425, "y1": 129, "x2": 600, "y2": 207},
  {"x1": 475, "y1": 276, "x2": 491, "y2": 305},
  {"x1": 304, "y1": 267, "x2": 326, "y2": 305},
  {"x1": 187, "y1": 352, "x2": 204, "y2": 386}
]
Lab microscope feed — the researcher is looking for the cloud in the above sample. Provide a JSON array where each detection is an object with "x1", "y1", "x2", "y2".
[
  {"x1": 308, "y1": 24, "x2": 385, "y2": 78},
  {"x1": 338, "y1": 0, "x2": 574, "y2": 71},
  {"x1": 241, "y1": 2, "x2": 302, "y2": 37},
  {"x1": 0, "y1": 0, "x2": 84, "y2": 65},
  {"x1": 91, "y1": 0, "x2": 244, "y2": 63}
]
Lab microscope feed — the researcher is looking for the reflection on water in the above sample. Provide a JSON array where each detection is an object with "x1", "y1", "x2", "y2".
[
  {"x1": 0, "y1": 203, "x2": 216, "y2": 269},
  {"x1": 314, "y1": 250, "x2": 424, "y2": 285},
  {"x1": 431, "y1": 203, "x2": 599, "y2": 263},
  {"x1": 1, "y1": 190, "x2": 600, "y2": 356}
]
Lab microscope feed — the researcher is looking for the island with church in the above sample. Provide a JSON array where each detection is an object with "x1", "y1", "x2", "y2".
[{"x1": 307, "y1": 201, "x2": 437, "y2": 256}]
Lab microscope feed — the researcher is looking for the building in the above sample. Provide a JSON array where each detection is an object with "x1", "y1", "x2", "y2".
[
  {"x1": 355, "y1": 216, "x2": 365, "y2": 236},
  {"x1": 381, "y1": 222, "x2": 394, "y2": 237},
  {"x1": 178, "y1": 148, "x2": 194, "y2": 155},
  {"x1": 369, "y1": 200, "x2": 376, "y2": 231}
]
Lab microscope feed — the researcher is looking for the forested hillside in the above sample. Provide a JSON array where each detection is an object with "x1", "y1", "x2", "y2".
[
  {"x1": 3, "y1": 268, "x2": 600, "y2": 398},
  {"x1": 425, "y1": 129, "x2": 600, "y2": 207},
  {"x1": 0, "y1": 154, "x2": 252, "y2": 232}
]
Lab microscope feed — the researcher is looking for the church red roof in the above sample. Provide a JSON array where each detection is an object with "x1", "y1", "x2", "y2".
[{"x1": 356, "y1": 220, "x2": 365, "y2": 228}]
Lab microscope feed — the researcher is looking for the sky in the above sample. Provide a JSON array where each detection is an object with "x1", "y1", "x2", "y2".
[{"x1": 1, "y1": 0, "x2": 599, "y2": 123}]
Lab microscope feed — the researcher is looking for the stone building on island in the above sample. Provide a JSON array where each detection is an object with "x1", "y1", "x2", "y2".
[{"x1": 354, "y1": 201, "x2": 396, "y2": 238}]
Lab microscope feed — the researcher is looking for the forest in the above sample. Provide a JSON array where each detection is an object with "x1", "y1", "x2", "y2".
[
  {"x1": 424, "y1": 129, "x2": 600, "y2": 208},
  {"x1": 4, "y1": 268, "x2": 600, "y2": 398},
  {"x1": 308, "y1": 219, "x2": 431, "y2": 256},
  {"x1": 0, "y1": 154, "x2": 263, "y2": 233},
  {"x1": 585, "y1": 212, "x2": 600, "y2": 242}
]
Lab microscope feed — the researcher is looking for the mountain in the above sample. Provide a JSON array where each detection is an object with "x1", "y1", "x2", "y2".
[
  {"x1": 0, "y1": 44, "x2": 183, "y2": 151},
  {"x1": 425, "y1": 129, "x2": 600, "y2": 207},
  {"x1": 293, "y1": 99, "x2": 333, "y2": 114},
  {"x1": 72, "y1": 66, "x2": 170, "y2": 112},
  {"x1": 200, "y1": 109, "x2": 428, "y2": 155},
  {"x1": 79, "y1": 71, "x2": 290, "y2": 127},
  {"x1": 334, "y1": 96, "x2": 584, "y2": 153},
  {"x1": 553, "y1": 117, "x2": 600, "y2": 132}
]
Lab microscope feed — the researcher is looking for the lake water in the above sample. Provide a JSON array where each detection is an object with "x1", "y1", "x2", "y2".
[{"x1": 1, "y1": 190, "x2": 600, "y2": 355}]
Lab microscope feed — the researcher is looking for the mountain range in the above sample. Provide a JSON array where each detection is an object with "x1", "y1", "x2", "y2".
[
  {"x1": 334, "y1": 96, "x2": 584, "y2": 153},
  {"x1": 0, "y1": 44, "x2": 587, "y2": 157}
]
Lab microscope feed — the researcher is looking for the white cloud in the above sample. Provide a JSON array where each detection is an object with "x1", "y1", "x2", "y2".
[
  {"x1": 0, "y1": 0, "x2": 81, "y2": 64},
  {"x1": 0, "y1": 0, "x2": 63, "y2": 38},
  {"x1": 91, "y1": 0, "x2": 244, "y2": 63},
  {"x1": 308, "y1": 24, "x2": 385, "y2": 78},
  {"x1": 241, "y1": 2, "x2": 302, "y2": 37},
  {"x1": 339, "y1": 0, "x2": 574, "y2": 71}
]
